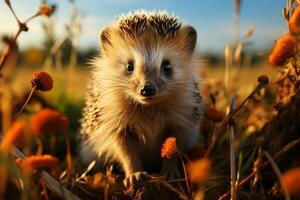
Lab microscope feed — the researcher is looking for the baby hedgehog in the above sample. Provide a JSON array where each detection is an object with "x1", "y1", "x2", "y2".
[{"x1": 80, "y1": 10, "x2": 202, "y2": 187}]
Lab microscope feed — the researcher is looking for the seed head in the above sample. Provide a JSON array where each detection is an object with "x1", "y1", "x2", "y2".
[
  {"x1": 187, "y1": 158, "x2": 211, "y2": 183},
  {"x1": 281, "y1": 167, "x2": 300, "y2": 197},
  {"x1": 19, "y1": 155, "x2": 58, "y2": 172},
  {"x1": 39, "y1": 5, "x2": 56, "y2": 17},
  {"x1": 31, "y1": 71, "x2": 53, "y2": 91},
  {"x1": 289, "y1": 6, "x2": 300, "y2": 34},
  {"x1": 257, "y1": 75, "x2": 269, "y2": 86},
  {"x1": 268, "y1": 34, "x2": 297, "y2": 66},
  {"x1": 19, "y1": 23, "x2": 29, "y2": 32},
  {"x1": 161, "y1": 137, "x2": 177, "y2": 158},
  {"x1": 0, "y1": 121, "x2": 25, "y2": 152},
  {"x1": 30, "y1": 108, "x2": 69, "y2": 137}
]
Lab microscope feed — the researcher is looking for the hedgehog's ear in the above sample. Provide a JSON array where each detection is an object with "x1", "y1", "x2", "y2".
[
  {"x1": 181, "y1": 26, "x2": 197, "y2": 54},
  {"x1": 99, "y1": 27, "x2": 112, "y2": 52}
]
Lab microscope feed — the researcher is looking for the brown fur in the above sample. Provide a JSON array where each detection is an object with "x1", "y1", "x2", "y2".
[{"x1": 80, "y1": 10, "x2": 202, "y2": 183}]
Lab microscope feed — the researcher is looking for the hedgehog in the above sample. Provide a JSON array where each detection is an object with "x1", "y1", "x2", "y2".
[{"x1": 79, "y1": 10, "x2": 202, "y2": 187}]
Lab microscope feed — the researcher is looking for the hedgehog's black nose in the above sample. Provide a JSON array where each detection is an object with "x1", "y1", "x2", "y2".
[{"x1": 141, "y1": 82, "x2": 156, "y2": 97}]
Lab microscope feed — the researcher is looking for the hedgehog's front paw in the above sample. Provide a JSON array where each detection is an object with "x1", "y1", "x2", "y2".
[
  {"x1": 160, "y1": 156, "x2": 180, "y2": 179},
  {"x1": 123, "y1": 171, "x2": 149, "y2": 188}
]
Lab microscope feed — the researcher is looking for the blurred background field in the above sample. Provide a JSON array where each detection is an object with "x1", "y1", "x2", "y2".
[
  {"x1": 0, "y1": 0, "x2": 286, "y2": 92},
  {"x1": 0, "y1": 0, "x2": 284, "y2": 114}
]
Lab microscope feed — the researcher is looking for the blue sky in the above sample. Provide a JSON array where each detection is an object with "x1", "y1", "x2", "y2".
[{"x1": 0, "y1": 0, "x2": 288, "y2": 53}]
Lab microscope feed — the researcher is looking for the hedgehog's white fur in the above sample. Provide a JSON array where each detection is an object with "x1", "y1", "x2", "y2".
[{"x1": 79, "y1": 10, "x2": 202, "y2": 184}]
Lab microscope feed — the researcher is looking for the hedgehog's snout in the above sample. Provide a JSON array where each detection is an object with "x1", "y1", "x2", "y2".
[{"x1": 140, "y1": 82, "x2": 156, "y2": 97}]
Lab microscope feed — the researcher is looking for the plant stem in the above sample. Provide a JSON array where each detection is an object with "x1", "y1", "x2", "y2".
[
  {"x1": 263, "y1": 151, "x2": 290, "y2": 200},
  {"x1": 0, "y1": 4, "x2": 41, "y2": 73},
  {"x1": 179, "y1": 154, "x2": 190, "y2": 195},
  {"x1": 63, "y1": 130, "x2": 72, "y2": 173},
  {"x1": 40, "y1": 177, "x2": 49, "y2": 200},
  {"x1": 15, "y1": 85, "x2": 37, "y2": 118},
  {"x1": 36, "y1": 137, "x2": 43, "y2": 155},
  {"x1": 205, "y1": 85, "x2": 260, "y2": 157},
  {"x1": 5, "y1": 0, "x2": 21, "y2": 24},
  {"x1": 229, "y1": 123, "x2": 237, "y2": 200}
]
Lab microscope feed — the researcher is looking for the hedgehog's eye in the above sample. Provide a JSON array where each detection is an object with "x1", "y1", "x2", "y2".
[
  {"x1": 161, "y1": 59, "x2": 172, "y2": 76},
  {"x1": 126, "y1": 61, "x2": 134, "y2": 73}
]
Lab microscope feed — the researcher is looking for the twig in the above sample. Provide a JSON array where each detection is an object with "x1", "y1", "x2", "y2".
[
  {"x1": 64, "y1": 130, "x2": 73, "y2": 173},
  {"x1": 40, "y1": 177, "x2": 49, "y2": 200},
  {"x1": 165, "y1": 178, "x2": 186, "y2": 183},
  {"x1": 179, "y1": 154, "x2": 190, "y2": 195},
  {"x1": 148, "y1": 176, "x2": 188, "y2": 200},
  {"x1": 228, "y1": 96, "x2": 237, "y2": 200},
  {"x1": 273, "y1": 137, "x2": 300, "y2": 160},
  {"x1": 178, "y1": 151, "x2": 192, "y2": 196},
  {"x1": 229, "y1": 123, "x2": 237, "y2": 200},
  {"x1": 15, "y1": 85, "x2": 37, "y2": 118},
  {"x1": 35, "y1": 137, "x2": 43, "y2": 155},
  {"x1": 205, "y1": 84, "x2": 261, "y2": 157},
  {"x1": 5, "y1": 0, "x2": 22, "y2": 24},
  {"x1": 0, "y1": 1, "x2": 41, "y2": 73},
  {"x1": 160, "y1": 181, "x2": 188, "y2": 200}
]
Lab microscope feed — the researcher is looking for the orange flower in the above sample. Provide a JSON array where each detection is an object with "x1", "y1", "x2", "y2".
[
  {"x1": 0, "y1": 121, "x2": 25, "y2": 152},
  {"x1": 187, "y1": 158, "x2": 211, "y2": 183},
  {"x1": 20, "y1": 155, "x2": 58, "y2": 172},
  {"x1": 268, "y1": 34, "x2": 297, "y2": 66},
  {"x1": 31, "y1": 71, "x2": 53, "y2": 91},
  {"x1": 281, "y1": 167, "x2": 300, "y2": 196},
  {"x1": 39, "y1": 5, "x2": 56, "y2": 17},
  {"x1": 204, "y1": 108, "x2": 224, "y2": 123},
  {"x1": 30, "y1": 109, "x2": 69, "y2": 136},
  {"x1": 161, "y1": 137, "x2": 177, "y2": 158},
  {"x1": 289, "y1": 6, "x2": 300, "y2": 34}
]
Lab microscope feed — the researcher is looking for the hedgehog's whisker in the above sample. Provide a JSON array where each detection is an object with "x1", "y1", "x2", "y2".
[{"x1": 98, "y1": 76, "x2": 131, "y2": 84}]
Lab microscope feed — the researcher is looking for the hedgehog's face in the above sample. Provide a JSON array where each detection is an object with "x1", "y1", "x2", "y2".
[
  {"x1": 114, "y1": 46, "x2": 186, "y2": 105},
  {"x1": 99, "y1": 15, "x2": 197, "y2": 105}
]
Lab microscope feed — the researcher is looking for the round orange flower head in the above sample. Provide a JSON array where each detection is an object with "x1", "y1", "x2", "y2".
[
  {"x1": 268, "y1": 34, "x2": 297, "y2": 66},
  {"x1": 161, "y1": 137, "x2": 177, "y2": 158},
  {"x1": 257, "y1": 75, "x2": 269, "y2": 86},
  {"x1": 0, "y1": 121, "x2": 25, "y2": 152},
  {"x1": 20, "y1": 155, "x2": 58, "y2": 172},
  {"x1": 281, "y1": 167, "x2": 300, "y2": 197},
  {"x1": 39, "y1": 5, "x2": 56, "y2": 17},
  {"x1": 289, "y1": 6, "x2": 300, "y2": 34},
  {"x1": 31, "y1": 71, "x2": 53, "y2": 91},
  {"x1": 30, "y1": 108, "x2": 69, "y2": 137},
  {"x1": 187, "y1": 158, "x2": 211, "y2": 183}
]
